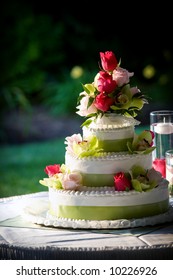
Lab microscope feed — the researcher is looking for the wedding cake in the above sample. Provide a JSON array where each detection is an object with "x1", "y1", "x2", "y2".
[{"x1": 39, "y1": 51, "x2": 169, "y2": 224}]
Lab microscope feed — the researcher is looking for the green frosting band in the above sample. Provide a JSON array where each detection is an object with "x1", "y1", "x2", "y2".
[
  {"x1": 49, "y1": 199, "x2": 169, "y2": 221},
  {"x1": 98, "y1": 138, "x2": 132, "y2": 152},
  {"x1": 82, "y1": 173, "x2": 114, "y2": 187}
]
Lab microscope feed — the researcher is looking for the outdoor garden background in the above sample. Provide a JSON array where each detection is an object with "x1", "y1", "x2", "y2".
[{"x1": 0, "y1": 1, "x2": 172, "y2": 197}]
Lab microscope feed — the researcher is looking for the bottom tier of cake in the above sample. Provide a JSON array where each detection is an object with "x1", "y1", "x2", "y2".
[{"x1": 48, "y1": 180, "x2": 169, "y2": 221}]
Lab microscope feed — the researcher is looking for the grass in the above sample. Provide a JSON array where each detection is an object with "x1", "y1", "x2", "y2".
[
  {"x1": 0, "y1": 138, "x2": 65, "y2": 198},
  {"x1": 0, "y1": 125, "x2": 149, "y2": 198}
]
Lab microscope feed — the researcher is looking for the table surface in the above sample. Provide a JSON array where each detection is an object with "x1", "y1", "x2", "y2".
[{"x1": 0, "y1": 191, "x2": 173, "y2": 260}]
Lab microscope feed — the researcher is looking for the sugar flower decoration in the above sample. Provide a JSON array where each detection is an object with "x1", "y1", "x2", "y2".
[
  {"x1": 76, "y1": 51, "x2": 148, "y2": 126},
  {"x1": 39, "y1": 164, "x2": 82, "y2": 191}
]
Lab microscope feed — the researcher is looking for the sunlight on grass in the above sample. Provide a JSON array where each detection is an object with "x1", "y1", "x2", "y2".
[{"x1": 0, "y1": 138, "x2": 65, "y2": 197}]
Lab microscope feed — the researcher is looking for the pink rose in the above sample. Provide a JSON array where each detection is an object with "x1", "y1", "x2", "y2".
[
  {"x1": 94, "y1": 92, "x2": 114, "y2": 112},
  {"x1": 152, "y1": 158, "x2": 166, "y2": 178},
  {"x1": 112, "y1": 67, "x2": 134, "y2": 87},
  {"x1": 114, "y1": 172, "x2": 132, "y2": 191},
  {"x1": 100, "y1": 51, "x2": 118, "y2": 72},
  {"x1": 44, "y1": 164, "x2": 61, "y2": 177},
  {"x1": 62, "y1": 172, "x2": 82, "y2": 190},
  {"x1": 95, "y1": 71, "x2": 117, "y2": 94}
]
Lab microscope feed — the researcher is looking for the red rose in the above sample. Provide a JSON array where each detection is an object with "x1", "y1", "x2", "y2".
[
  {"x1": 100, "y1": 51, "x2": 118, "y2": 71},
  {"x1": 94, "y1": 92, "x2": 114, "y2": 112},
  {"x1": 114, "y1": 172, "x2": 132, "y2": 191},
  {"x1": 44, "y1": 164, "x2": 61, "y2": 177},
  {"x1": 152, "y1": 158, "x2": 166, "y2": 178},
  {"x1": 96, "y1": 71, "x2": 117, "y2": 94}
]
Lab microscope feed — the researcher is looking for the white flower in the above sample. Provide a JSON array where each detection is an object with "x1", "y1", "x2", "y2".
[
  {"x1": 76, "y1": 92, "x2": 97, "y2": 117},
  {"x1": 64, "y1": 133, "x2": 82, "y2": 155}
]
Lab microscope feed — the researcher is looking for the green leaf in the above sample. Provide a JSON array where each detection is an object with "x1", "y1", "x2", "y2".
[
  {"x1": 81, "y1": 118, "x2": 93, "y2": 127},
  {"x1": 131, "y1": 165, "x2": 146, "y2": 177},
  {"x1": 82, "y1": 83, "x2": 95, "y2": 94},
  {"x1": 131, "y1": 179, "x2": 143, "y2": 192}
]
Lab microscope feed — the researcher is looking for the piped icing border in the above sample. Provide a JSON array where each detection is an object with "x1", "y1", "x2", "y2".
[
  {"x1": 23, "y1": 193, "x2": 173, "y2": 228},
  {"x1": 66, "y1": 151, "x2": 152, "y2": 161},
  {"x1": 83, "y1": 125, "x2": 135, "y2": 132},
  {"x1": 86, "y1": 114, "x2": 140, "y2": 130},
  {"x1": 48, "y1": 181, "x2": 169, "y2": 206}
]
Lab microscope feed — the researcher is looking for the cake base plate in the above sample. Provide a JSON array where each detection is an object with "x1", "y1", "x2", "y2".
[{"x1": 23, "y1": 196, "x2": 173, "y2": 229}]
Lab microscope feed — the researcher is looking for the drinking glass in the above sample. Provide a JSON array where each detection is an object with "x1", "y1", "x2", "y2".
[{"x1": 150, "y1": 110, "x2": 173, "y2": 177}]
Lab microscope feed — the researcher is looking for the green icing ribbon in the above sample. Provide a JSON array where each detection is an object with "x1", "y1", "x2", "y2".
[
  {"x1": 82, "y1": 173, "x2": 114, "y2": 187},
  {"x1": 98, "y1": 138, "x2": 132, "y2": 152},
  {"x1": 49, "y1": 199, "x2": 169, "y2": 221}
]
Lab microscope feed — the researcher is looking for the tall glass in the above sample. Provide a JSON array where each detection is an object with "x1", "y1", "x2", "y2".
[{"x1": 150, "y1": 110, "x2": 173, "y2": 177}]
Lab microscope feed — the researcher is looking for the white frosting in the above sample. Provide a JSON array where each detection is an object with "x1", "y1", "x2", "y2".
[
  {"x1": 83, "y1": 114, "x2": 140, "y2": 140},
  {"x1": 65, "y1": 152, "x2": 153, "y2": 174},
  {"x1": 83, "y1": 126, "x2": 134, "y2": 140},
  {"x1": 48, "y1": 113, "x2": 168, "y2": 221},
  {"x1": 88, "y1": 114, "x2": 140, "y2": 129},
  {"x1": 49, "y1": 181, "x2": 169, "y2": 207}
]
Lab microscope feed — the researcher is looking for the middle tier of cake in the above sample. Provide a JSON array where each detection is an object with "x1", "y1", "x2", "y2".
[{"x1": 65, "y1": 152, "x2": 152, "y2": 187}]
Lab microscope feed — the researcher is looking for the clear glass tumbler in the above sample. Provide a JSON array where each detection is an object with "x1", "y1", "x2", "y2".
[{"x1": 150, "y1": 110, "x2": 173, "y2": 178}]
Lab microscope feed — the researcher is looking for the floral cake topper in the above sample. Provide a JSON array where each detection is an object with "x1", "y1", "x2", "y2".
[{"x1": 76, "y1": 51, "x2": 148, "y2": 127}]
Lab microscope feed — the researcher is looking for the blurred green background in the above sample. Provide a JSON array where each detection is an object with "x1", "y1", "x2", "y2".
[{"x1": 0, "y1": 1, "x2": 172, "y2": 197}]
